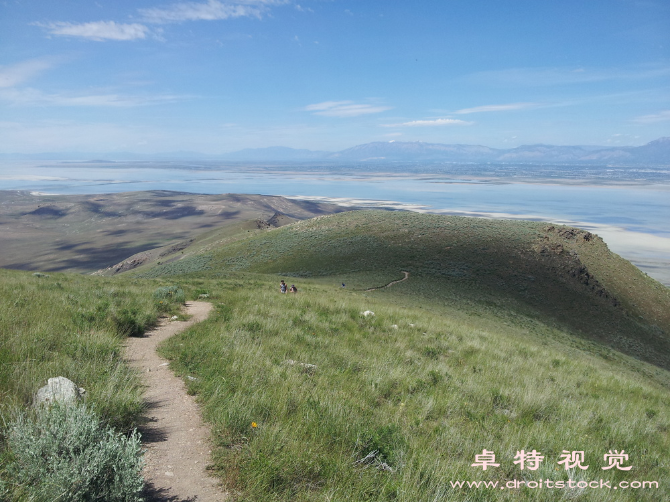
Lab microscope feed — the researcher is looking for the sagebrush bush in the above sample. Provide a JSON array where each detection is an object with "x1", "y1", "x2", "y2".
[
  {"x1": 2, "y1": 404, "x2": 144, "y2": 502},
  {"x1": 153, "y1": 285, "x2": 185, "y2": 305}
]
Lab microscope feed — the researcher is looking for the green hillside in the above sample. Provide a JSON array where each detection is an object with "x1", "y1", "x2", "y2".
[
  {"x1": 154, "y1": 275, "x2": 670, "y2": 501},
  {"x1": 138, "y1": 210, "x2": 670, "y2": 371},
  {"x1": 2, "y1": 210, "x2": 669, "y2": 501}
]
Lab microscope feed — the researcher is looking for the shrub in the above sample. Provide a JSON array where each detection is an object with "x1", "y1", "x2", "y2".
[
  {"x1": 2, "y1": 404, "x2": 144, "y2": 502},
  {"x1": 153, "y1": 285, "x2": 185, "y2": 305}
]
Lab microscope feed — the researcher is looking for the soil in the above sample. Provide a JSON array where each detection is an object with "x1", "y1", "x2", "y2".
[
  {"x1": 365, "y1": 271, "x2": 410, "y2": 291},
  {"x1": 124, "y1": 301, "x2": 227, "y2": 502}
]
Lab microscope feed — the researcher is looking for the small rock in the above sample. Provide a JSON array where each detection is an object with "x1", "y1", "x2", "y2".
[
  {"x1": 362, "y1": 310, "x2": 375, "y2": 317},
  {"x1": 170, "y1": 315, "x2": 179, "y2": 321},
  {"x1": 165, "y1": 472, "x2": 174, "y2": 477},
  {"x1": 198, "y1": 294, "x2": 209, "y2": 298},
  {"x1": 390, "y1": 324, "x2": 398, "y2": 329},
  {"x1": 34, "y1": 376, "x2": 84, "y2": 406},
  {"x1": 186, "y1": 376, "x2": 197, "y2": 381},
  {"x1": 283, "y1": 359, "x2": 317, "y2": 374}
]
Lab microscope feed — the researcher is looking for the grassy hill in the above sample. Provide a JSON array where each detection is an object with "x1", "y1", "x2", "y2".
[
  {"x1": 153, "y1": 276, "x2": 669, "y2": 501},
  {"x1": 137, "y1": 210, "x2": 670, "y2": 371},
  {"x1": 2, "y1": 209, "x2": 669, "y2": 501}
]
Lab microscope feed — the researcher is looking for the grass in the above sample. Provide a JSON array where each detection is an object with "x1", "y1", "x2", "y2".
[
  {"x1": 0, "y1": 268, "x2": 194, "y2": 497},
  {"x1": 159, "y1": 274, "x2": 670, "y2": 501},
  {"x1": 0, "y1": 269, "x2": 191, "y2": 432},
  {"x1": 144, "y1": 210, "x2": 670, "y2": 371},
  {"x1": 2, "y1": 209, "x2": 669, "y2": 501}
]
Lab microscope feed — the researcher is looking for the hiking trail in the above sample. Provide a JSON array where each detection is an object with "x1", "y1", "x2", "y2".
[
  {"x1": 365, "y1": 271, "x2": 410, "y2": 291},
  {"x1": 124, "y1": 301, "x2": 226, "y2": 502}
]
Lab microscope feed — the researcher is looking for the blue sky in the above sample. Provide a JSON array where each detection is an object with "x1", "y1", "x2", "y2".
[{"x1": 0, "y1": 0, "x2": 668, "y2": 153}]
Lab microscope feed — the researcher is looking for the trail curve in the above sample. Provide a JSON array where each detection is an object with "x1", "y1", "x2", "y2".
[{"x1": 365, "y1": 271, "x2": 410, "y2": 291}]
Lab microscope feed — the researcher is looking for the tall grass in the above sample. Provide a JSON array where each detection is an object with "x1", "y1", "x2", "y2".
[
  {"x1": 0, "y1": 270, "x2": 161, "y2": 431},
  {"x1": 0, "y1": 269, "x2": 193, "y2": 498},
  {"x1": 160, "y1": 275, "x2": 670, "y2": 501}
]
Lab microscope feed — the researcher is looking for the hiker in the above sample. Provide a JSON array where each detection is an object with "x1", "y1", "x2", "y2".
[
  {"x1": 280, "y1": 280, "x2": 287, "y2": 293},
  {"x1": 289, "y1": 284, "x2": 298, "y2": 293}
]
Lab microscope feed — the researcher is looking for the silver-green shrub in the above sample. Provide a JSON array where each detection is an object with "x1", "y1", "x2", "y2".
[
  {"x1": 3, "y1": 404, "x2": 144, "y2": 502},
  {"x1": 153, "y1": 285, "x2": 185, "y2": 304}
]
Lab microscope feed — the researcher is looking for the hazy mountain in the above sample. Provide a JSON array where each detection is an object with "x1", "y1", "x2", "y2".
[
  {"x1": 221, "y1": 146, "x2": 330, "y2": 161},
  {"x1": 327, "y1": 138, "x2": 670, "y2": 164},
  {"x1": 2, "y1": 137, "x2": 668, "y2": 164},
  {"x1": 328, "y1": 141, "x2": 501, "y2": 161}
]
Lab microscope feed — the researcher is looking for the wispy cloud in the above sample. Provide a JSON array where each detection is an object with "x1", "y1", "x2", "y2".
[
  {"x1": 633, "y1": 110, "x2": 670, "y2": 124},
  {"x1": 139, "y1": 0, "x2": 286, "y2": 24},
  {"x1": 35, "y1": 21, "x2": 150, "y2": 41},
  {"x1": 464, "y1": 65, "x2": 670, "y2": 86},
  {"x1": 305, "y1": 101, "x2": 392, "y2": 117},
  {"x1": 0, "y1": 87, "x2": 187, "y2": 107},
  {"x1": 34, "y1": 1, "x2": 289, "y2": 42},
  {"x1": 454, "y1": 102, "x2": 538, "y2": 114},
  {"x1": 0, "y1": 58, "x2": 56, "y2": 88},
  {"x1": 382, "y1": 118, "x2": 472, "y2": 127}
]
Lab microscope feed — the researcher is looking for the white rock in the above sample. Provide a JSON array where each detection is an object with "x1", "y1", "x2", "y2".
[
  {"x1": 362, "y1": 310, "x2": 375, "y2": 317},
  {"x1": 34, "y1": 376, "x2": 84, "y2": 406}
]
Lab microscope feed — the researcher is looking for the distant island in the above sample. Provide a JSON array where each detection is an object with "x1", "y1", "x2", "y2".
[{"x1": 2, "y1": 137, "x2": 669, "y2": 164}]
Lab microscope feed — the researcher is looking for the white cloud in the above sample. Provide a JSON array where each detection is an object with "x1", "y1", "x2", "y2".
[
  {"x1": 35, "y1": 21, "x2": 150, "y2": 41},
  {"x1": 633, "y1": 110, "x2": 670, "y2": 124},
  {"x1": 0, "y1": 87, "x2": 187, "y2": 107},
  {"x1": 305, "y1": 100, "x2": 352, "y2": 111},
  {"x1": 305, "y1": 101, "x2": 391, "y2": 117},
  {"x1": 383, "y1": 118, "x2": 472, "y2": 127},
  {"x1": 454, "y1": 102, "x2": 538, "y2": 114},
  {"x1": 139, "y1": 0, "x2": 286, "y2": 24},
  {"x1": 0, "y1": 59, "x2": 56, "y2": 88}
]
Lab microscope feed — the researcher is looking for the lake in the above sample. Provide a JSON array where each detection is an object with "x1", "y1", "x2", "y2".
[{"x1": 1, "y1": 161, "x2": 669, "y2": 285}]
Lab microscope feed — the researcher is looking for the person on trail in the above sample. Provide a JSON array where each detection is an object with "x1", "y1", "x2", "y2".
[
  {"x1": 289, "y1": 284, "x2": 298, "y2": 293},
  {"x1": 280, "y1": 280, "x2": 287, "y2": 293}
]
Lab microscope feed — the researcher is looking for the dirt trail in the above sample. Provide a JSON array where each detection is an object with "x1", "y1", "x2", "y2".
[
  {"x1": 365, "y1": 271, "x2": 410, "y2": 291},
  {"x1": 124, "y1": 301, "x2": 226, "y2": 502}
]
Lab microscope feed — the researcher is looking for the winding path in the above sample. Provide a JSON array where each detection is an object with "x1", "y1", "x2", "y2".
[
  {"x1": 124, "y1": 301, "x2": 226, "y2": 502},
  {"x1": 365, "y1": 271, "x2": 410, "y2": 291}
]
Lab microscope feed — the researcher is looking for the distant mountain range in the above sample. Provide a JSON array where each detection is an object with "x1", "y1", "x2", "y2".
[{"x1": 2, "y1": 137, "x2": 669, "y2": 164}]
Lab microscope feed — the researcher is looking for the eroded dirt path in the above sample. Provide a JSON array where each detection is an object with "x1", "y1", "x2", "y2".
[
  {"x1": 365, "y1": 271, "x2": 410, "y2": 291},
  {"x1": 124, "y1": 301, "x2": 226, "y2": 502}
]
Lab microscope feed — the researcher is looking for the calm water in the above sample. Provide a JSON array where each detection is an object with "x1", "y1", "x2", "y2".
[{"x1": 2, "y1": 162, "x2": 669, "y2": 284}]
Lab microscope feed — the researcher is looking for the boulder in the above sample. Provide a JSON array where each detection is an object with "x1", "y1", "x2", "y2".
[{"x1": 34, "y1": 376, "x2": 85, "y2": 406}]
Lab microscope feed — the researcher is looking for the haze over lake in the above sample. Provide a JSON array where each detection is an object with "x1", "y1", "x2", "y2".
[{"x1": 2, "y1": 160, "x2": 669, "y2": 286}]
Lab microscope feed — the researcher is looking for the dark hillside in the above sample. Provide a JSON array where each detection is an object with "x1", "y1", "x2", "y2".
[
  {"x1": 141, "y1": 211, "x2": 670, "y2": 370},
  {"x1": 0, "y1": 190, "x2": 348, "y2": 273}
]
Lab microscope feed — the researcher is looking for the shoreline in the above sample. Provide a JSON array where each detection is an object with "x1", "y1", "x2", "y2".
[{"x1": 285, "y1": 195, "x2": 670, "y2": 287}]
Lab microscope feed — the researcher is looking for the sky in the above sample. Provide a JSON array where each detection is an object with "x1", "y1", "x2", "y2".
[{"x1": 0, "y1": 0, "x2": 669, "y2": 154}]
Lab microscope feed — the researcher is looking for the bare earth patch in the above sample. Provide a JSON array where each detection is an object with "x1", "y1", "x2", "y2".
[
  {"x1": 124, "y1": 301, "x2": 226, "y2": 502},
  {"x1": 365, "y1": 271, "x2": 410, "y2": 291}
]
